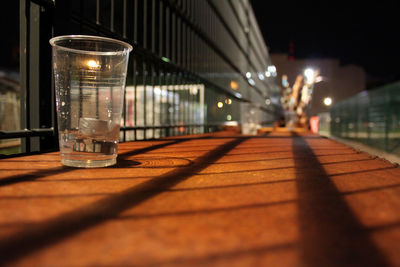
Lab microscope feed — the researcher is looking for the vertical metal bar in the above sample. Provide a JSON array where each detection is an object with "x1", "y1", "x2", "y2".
[
  {"x1": 165, "y1": 71, "x2": 170, "y2": 137},
  {"x1": 171, "y1": 10, "x2": 176, "y2": 63},
  {"x1": 200, "y1": 82, "x2": 205, "y2": 133},
  {"x1": 245, "y1": 0, "x2": 251, "y2": 86},
  {"x1": 122, "y1": 67, "x2": 127, "y2": 142},
  {"x1": 143, "y1": 62, "x2": 147, "y2": 140},
  {"x1": 166, "y1": 6, "x2": 170, "y2": 59},
  {"x1": 122, "y1": 0, "x2": 127, "y2": 38},
  {"x1": 110, "y1": 0, "x2": 114, "y2": 32},
  {"x1": 160, "y1": 67, "x2": 164, "y2": 137},
  {"x1": 143, "y1": 0, "x2": 147, "y2": 139},
  {"x1": 184, "y1": 74, "x2": 188, "y2": 135},
  {"x1": 182, "y1": 22, "x2": 186, "y2": 69},
  {"x1": 133, "y1": 0, "x2": 138, "y2": 140},
  {"x1": 385, "y1": 94, "x2": 390, "y2": 152},
  {"x1": 165, "y1": 5, "x2": 170, "y2": 136},
  {"x1": 181, "y1": 73, "x2": 185, "y2": 135},
  {"x1": 96, "y1": 0, "x2": 100, "y2": 25},
  {"x1": 205, "y1": 22, "x2": 211, "y2": 73},
  {"x1": 169, "y1": 72, "x2": 173, "y2": 137},
  {"x1": 178, "y1": 74, "x2": 183, "y2": 134},
  {"x1": 151, "y1": 63, "x2": 155, "y2": 138},
  {"x1": 20, "y1": 0, "x2": 30, "y2": 153},
  {"x1": 193, "y1": 30, "x2": 197, "y2": 74},
  {"x1": 151, "y1": 0, "x2": 155, "y2": 53},
  {"x1": 177, "y1": 73, "x2": 180, "y2": 135},
  {"x1": 158, "y1": 1, "x2": 164, "y2": 137},
  {"x1": 121, "y1": 0, "x2": 128, "y2": 142},
  {"x1": 187, "y1": 76, "x2": 191, "y2": 134},
  {"x1": 176, "y1": 13, "x2": 181, "y2": 66},
  {"x1": 29, "y1": 3, "x2": 41, "y2": 151},
  {"x1": 190, "y1": 0, "x2": 194, "y2": 22},
  {"x1": 194, "y1": 34, "x2": 198, "y2": 73},
  {"x1": 143, "y1": 0, "x2": 147, "y2": 49},
  {"x1": 133, "y1": 58, "x2": 138, "y2": 141},
  {"x1": 184, "y1": 0, "x2": 189, "y2": 69},
  {"x1": 186, "y1": 76, "x2": 189, "y2": 135},
  {"x1": 189, "y1": 28, "x2": 192, "y2": 73},
  {"x1": 171, "y1": 7, "x2": 176, "y2": 135},
  {"x1": 188, "y1": 77, "x2": 192, "y2": 135},
  {"x1": 196, "y1": 82, "x2": 199, "y2": 134},
  {"x1": 181, "y1": 74, "x2": 185, "y2": 135},
  {"x1": 188, "y1": 1, "x2": 192, "y2": 72},
  {"x1": 181, "y1": 74, "x2": 184, "y2": 135},
  {"x1": 367, "y1": 98, "x2": 370, "y2": 144},
  {"x1": 50, "y1": 9, "x2": 57, "y2": 147},
  {"x1": 190, "y1": 79, "x2": 194, "y2": 134},
  {"x1": 172, "y1": 71, "x2": 176, "y2": 136},
  {"x1": 133, "y1": 0, "x2": 138, "y2": 43},
  {"x1": 79, "y1": 0, "x2": 84, "y2": 33},
  {"x1": 151, "y1": 0, "x2": 156, "y2": 138},
  {"x1": 159, "y1": 0, "x2": 163, "y2": 56},
  {"x1": 168, "y1": 71, "x2": 172, "y2": 136}
]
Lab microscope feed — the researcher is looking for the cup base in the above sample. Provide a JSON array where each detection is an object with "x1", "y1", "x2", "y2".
[{"x1": 61, "y1": 157, "x2": 116, "y2": 168}]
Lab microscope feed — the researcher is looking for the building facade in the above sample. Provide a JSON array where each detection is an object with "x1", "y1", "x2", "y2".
[
  {"x1": 15, "y1": 0, "x2": 279, "y2": 153},
  {"x1": 271, "y1": 53, "x2": 366, "y2": 116}
]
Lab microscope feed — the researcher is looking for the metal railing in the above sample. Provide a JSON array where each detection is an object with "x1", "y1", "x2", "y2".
[{"x1": 0, "y1": 0, "x2": 280, "y2": 157}]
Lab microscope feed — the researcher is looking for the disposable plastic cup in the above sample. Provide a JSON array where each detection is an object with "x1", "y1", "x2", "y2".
[{"x1": 50, "y1": 35, "x2": 132, "y2": 168}]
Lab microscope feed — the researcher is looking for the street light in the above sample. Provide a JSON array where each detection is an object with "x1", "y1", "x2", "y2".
[
  {"x1": 267, "y1": 65, "x2": 277, "y2": 77},
  {"x1": 267, "y1": 65, "x2": 276, "y2": 73},
  {"x1": 323, "y1": 97, "x2": 332, "y2": 106},
  {"x1": 304, "y1": 68, "x2": 314, "y2": 84}
]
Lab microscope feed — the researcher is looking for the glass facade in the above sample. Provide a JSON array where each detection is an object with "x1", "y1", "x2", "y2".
[{"x1": 331, "y1": 82, "x2": 400, "y2": 156}]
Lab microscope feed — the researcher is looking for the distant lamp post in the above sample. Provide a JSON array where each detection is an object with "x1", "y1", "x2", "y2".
[{"x1": 323, "y1": 97, "x2": 332, "y2": 106}]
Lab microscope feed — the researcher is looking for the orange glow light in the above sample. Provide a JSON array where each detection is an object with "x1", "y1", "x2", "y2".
[{"x1": 230, "y1": 81, "x2": 239, "y2": 90}]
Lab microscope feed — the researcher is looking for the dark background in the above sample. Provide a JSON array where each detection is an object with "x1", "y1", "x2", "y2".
[
  {"x1": 0, "y1": 1, "x2": 20, "y2": 71},
  {"x1": 250, "y1": 1, "x2": 400, "y2": 88}
]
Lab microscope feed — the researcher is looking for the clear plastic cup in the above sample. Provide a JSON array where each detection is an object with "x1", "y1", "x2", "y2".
[{"x1": 50, "y1": 35, "x2": 133, "y2": 168}]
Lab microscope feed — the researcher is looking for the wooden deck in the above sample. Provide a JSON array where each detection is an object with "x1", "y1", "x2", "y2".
[{"x1": 0, "y1": 129, "x2": 399, "y2": 266}]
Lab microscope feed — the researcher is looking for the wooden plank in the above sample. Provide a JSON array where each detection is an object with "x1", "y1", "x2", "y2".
[{"x1": 0, "y1": 130, "x2": 399, "y2": 266}]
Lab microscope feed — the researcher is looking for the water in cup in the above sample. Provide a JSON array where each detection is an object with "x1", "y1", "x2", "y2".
[{"x1": 50, "y1": 35, "x2": 132, "y2": 167}]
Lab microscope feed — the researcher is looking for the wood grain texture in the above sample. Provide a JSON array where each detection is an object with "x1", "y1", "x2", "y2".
[{"x1": 0, "y1": 129, "x2": 399, "y2": 266}]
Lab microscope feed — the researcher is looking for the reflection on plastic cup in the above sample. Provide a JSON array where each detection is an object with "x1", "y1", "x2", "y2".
[{"x1": 50, "y1": 35, "x2": 133, "y2": 168}]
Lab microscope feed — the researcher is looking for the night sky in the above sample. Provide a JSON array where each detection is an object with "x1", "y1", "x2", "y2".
[{"x1": 250, "y1": 1, "x2": 400, "y2": 86}]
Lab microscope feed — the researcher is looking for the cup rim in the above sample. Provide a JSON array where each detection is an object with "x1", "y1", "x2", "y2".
[{"x1": 49, "y1": 35, "x2": 133, "y2": 55}]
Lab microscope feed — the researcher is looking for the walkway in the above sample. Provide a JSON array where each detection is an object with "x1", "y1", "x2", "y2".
[{"x1": 0, "y1": 129, "x2": 399, "y2": 266}]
